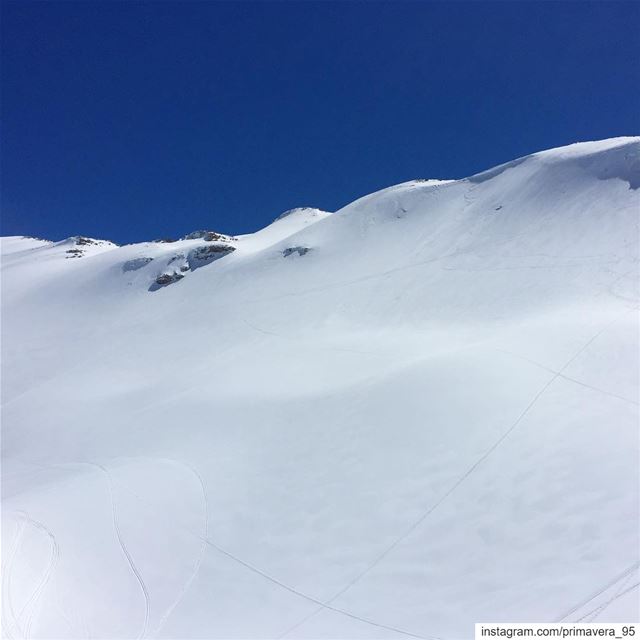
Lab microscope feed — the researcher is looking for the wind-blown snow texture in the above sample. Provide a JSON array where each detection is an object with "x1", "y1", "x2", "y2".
[{"x1": 1, "y1": 137, "x2": 639, "y2": 639}]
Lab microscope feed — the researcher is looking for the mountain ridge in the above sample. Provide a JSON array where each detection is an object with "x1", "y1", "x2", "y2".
[{"x1": 7, "y1": 136, "x2": 637, "y2": 253}]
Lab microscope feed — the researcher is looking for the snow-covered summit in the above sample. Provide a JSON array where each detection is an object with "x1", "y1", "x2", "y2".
[
  {"x1": 468, "y1": 135, "x2": 640, "y2": 188},
  {"x1": 1, "y1": 137, "x2": 639, "y2": 639},
  {"x1": 273, "y1": 206, "x2": 329, "y2": 221}
]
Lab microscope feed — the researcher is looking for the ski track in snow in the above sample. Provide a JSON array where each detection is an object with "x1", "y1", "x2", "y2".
[
  {"x1": 581, "y1": 581, "x2": 640, "y2": 623},
  {"x1": 555, "y1": 561, "x2": 640, "y2": 622},
  {"x1": 2, "y1": 518, "x2": 27, "y2": 640},
  {"x1": 85, "y1": 463, "x2": 151, "y2": 640},
  {"x1": 6, "y1": 457, "x2": 209, "y2": 639},
  {"x1": 21, "y1": 516, "x2": 59, "y2": 640},
  {"x1": 195, "y1": 534, "x2": 436, "y2": 640},
  {"x1": 579, "y1": 573, "x2": 636, "y2": 623},
  {"x1": 493, "y1": 348, "x2": 639, "y2": 407},
  {"x1": 13, "y1": 457, "x2": 433, "y2": 639},
  {"x1": 2, "y1": 511, "x2": 60, "y2": 640},
  {"x1": 105, "y1": 461, "x2": 437, "y2": 640},
  {"x1": 132, "y1": 457, "x2": 210, "y2": 638},
  {"x1": 280, "y1": 309, "x2": 638, "y2": 638}
]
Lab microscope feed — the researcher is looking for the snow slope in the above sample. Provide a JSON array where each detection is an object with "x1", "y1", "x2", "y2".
[{"x1": 1, "y1": 137, "x2": 639, "y2": 639}]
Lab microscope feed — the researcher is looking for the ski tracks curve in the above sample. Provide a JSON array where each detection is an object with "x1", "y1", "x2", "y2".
[
  {"x1": 147, "y1": 457, "x2": 209, "y2": 637},
  {"x1": 83, "y1": 463, "x2": 151, "y2": 640},
  {"x1": 2, "y1": 511, "x2": 59, "y2": 640},
  {"x1": 2, "y1": 517, "x2": 26, "y2": 639}
]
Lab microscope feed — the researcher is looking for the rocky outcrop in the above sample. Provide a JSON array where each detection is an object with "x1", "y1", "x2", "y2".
[
  {"x1": 181, "y1": 230, "x2": 235, "y2": 242},
  {"x1": 149, "y1": 271, "x2": 185, "y2": 291},
  {"x1": 187, "y1": 244, "x2": 236, "y2": 271},
  {"x1": 146, "y1": 244, "x2": 235, "y2": 291},
  {"x1": 282, "y1": 246, "x2": 311, "y2": 257},
  {"x1": 122, "y1": 257, "x2": 153, "y2": 272},
  {"x1": 64, "y1": 236, "x2": 116, "y2": 258},
  {"x1": 75, "y1": 236, "x2": 95, "y2": 246}
]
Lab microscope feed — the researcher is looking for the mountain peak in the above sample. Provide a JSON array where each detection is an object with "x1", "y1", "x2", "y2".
[{"x1": 273, "y1": 206, "x2": 331, "y2": 222}]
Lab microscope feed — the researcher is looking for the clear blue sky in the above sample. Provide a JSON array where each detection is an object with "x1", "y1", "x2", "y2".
[{"x1": 2, "y1": 1, "x2": 639, "y2": 244}]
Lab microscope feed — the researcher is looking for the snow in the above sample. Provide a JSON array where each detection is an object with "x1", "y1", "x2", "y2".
[{"x1": 1, "y1": 137, "x2": 639, "y2": 639}]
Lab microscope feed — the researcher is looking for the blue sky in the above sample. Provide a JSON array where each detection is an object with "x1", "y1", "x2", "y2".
[{"x1": 2, "y1": 1, "x2": 639, "y2": 244}]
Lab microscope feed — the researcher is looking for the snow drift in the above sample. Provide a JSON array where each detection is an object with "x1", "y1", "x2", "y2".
[{"x1": 1, "y1": 137, "x2": 639, "y2": 639}]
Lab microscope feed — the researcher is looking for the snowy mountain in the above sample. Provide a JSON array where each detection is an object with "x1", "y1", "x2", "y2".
[{"x1": 1, "y1": 137, "x2": 639, "y2": 639}]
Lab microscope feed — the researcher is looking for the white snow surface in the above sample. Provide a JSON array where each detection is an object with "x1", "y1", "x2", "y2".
[{"x1": 1, "y1": 137, "x2": 639, "y2": 639}]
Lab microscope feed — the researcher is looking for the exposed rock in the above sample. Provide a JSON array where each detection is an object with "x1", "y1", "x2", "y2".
[
  {"x1": 155, "y1": 272, "x2": 184, "y2": 285},
  {"x1": 283, "y1": 246, "x2": 311, "y2": 257},
  {"x1": 149, "y1": 271, "x2": 185, "y2": 291},
  {"x1": 187, "y1": 244, "x2": 236, "y2": 271},
  {"x1": 168, "y1": 253, "x2": 190, "y2": 271},
  {"x1": 72, "y1": 236, "x2": 116, "y2": 247},
  {"x1": 153, "y1": 238, "x2": 177, "y2": 243},
  {"x1": 64, "y1": 236, "x2": 117, "y2": 258},
  {"x1": 181, "y1": 230, "x2": 230, "y2": 242},
  {"x1": 122, "y1": 257, "x2": 153, "y2": 272}
]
